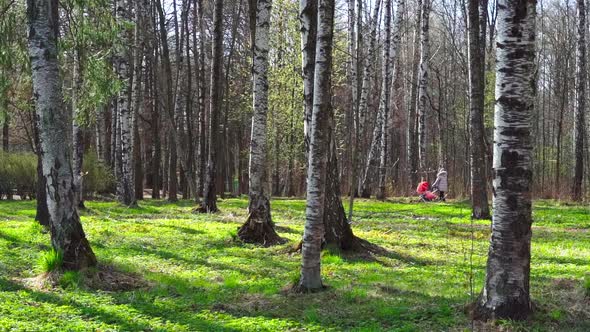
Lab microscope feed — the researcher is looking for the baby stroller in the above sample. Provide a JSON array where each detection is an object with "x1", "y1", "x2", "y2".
[{"x1": 416, "y1": 181, "x2": 438, "y2": 202}]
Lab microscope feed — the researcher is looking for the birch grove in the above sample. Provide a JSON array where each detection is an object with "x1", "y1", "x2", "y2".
[
  {"x1": 0, "y1": 0, "x2": 585, "y2": 325},
  {"x1": 0, "y1": 0, "x2": 584, "y2": 212}
]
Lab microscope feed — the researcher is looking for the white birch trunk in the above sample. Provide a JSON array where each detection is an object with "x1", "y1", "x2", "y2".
[
  {"x1": 28, "y1": 0, "x2": 96, "y2": 270},
  {"x1": 238, "y1": 0, "x2": 281, "y2": 245},
  {"x1": 573, "y1": 0, "x2": 586, "y2": 201},
  {"x1": 298, "y1": 0, "x2": 335, "y2": 292},
  {"x1": 356, "y1": 0, "x2": 381, "y2": 195},
  {"x1": 378, "y1": 0, "x2": 404, "y2": 199},
  {"x1": 475, "y1": 0, "x2": 536, "y2": 320},
  {"x1": 467, "y1": 0, "x2": 491, "y2": 218},
  {"x1": 115, "y1": 0, "x2": 136, "y2": 206},
  {"x1": 72, "y1": 51, "x2": 85, "y2": 209},
  {"x1": 198, "y1": 0, "x2": 223, "y2": 212},
  {"x1": 416, "y1": 0, "x2": 431, "y2": 173},
  {"x1": 301, "y1": 0, "x2": 317, "y2": 162},
  {"x1": 361, "y1": 0, "x2": 398, "y2": 198}
]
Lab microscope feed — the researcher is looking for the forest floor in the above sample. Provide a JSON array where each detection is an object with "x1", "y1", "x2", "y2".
[{"x1": 0, "y1": 198, "x2": 588, "y2": 331}]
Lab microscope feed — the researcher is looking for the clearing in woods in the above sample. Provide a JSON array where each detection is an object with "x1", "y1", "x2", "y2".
[{"x1": 0, "y1": 198, "x2": 588, "y2": 331}]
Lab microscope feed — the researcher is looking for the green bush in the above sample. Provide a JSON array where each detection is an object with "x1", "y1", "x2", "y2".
[
  {"x1": 83, "y1": 152, "x2": 115, "y2": 196},
  {"x1": 0, "y1": 151, "x2": 114, "y2": 199},
  {"x1": 0, "y1": 152, "x2": 37, "y2": 199},
  {"x1": 37, "y1": 249, "x2": 63, "y2": 273}
]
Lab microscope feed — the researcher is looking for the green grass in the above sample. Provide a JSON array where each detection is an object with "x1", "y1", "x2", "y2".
[
  {"x1": 36, "y1": 249, "x2": 63, "y2": 273},
  {"x1": 0, "y1": 198, "x2": 588, "y2": 331}
]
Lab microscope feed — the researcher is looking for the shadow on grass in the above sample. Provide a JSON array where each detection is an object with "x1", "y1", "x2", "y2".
[
  {"x1": 339, "y1": 237, "x2": 438, "y2": 267},
  {"x1": 0, "y1": 276, "x2": 241, "y2": 331}
]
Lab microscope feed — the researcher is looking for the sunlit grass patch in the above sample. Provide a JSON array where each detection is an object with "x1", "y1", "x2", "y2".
[{"x1": 0, "y1": 198, "x2": 588, "y2": 331}]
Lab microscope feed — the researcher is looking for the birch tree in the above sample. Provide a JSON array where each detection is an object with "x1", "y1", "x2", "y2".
[
  {"x1": 356, "y1": 0, "x2": 381, "y2": 195},
  {"x1": 72, "y1": 53, "x2": 85, "y2": 208},
  {"x1": 238, "y1": 0, "x2": 282, "y2": 245},
  {"x1": 416, "y1": 0, "x2": 431, "y2": 173},
  {"x1": 467, "y1": 0, "x2": 491, "y2": 218},
  {"x1": 572, "y1": 0, "x2": 586, "y2": 201},
  {"x1": 296, "y1": 0, "x2": 335, "y2": 292},
  {"x1": 475, "y1": 0, "x2": 536, "y2": 320},
  {"x1": 407, "y1": 0, "x2": 421, "y2": 187},
  {"x1": 361, "y1": 0, "x2": 397, "y2": 199},
  {"x1": 27, "y1": 0, "x2": 97, "y2": 270},
  {"x1": 198, "y1": 0, "x2": 224, "y2": 213},
  {"x1": 115, "y1": 0, "x2": 136, "y2": 206},
  {"x1": 378, "y1": 0, "x2": 405, "y2": 199}
]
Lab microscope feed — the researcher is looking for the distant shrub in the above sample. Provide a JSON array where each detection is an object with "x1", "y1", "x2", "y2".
[
  {"x1": 0, "y1": 152, "x2": 37, "y2": 199},
  {"x1": 82, "y1": 152, "x2": 116, "y2": 196},
  {"x1": 584, "y1": 274, "x2": 590, "y2": 297},
  {"x1": 0, "y1": 151, "x2": 114, "y2": 199},
  {"x1": 37, "y1": 249, "x2": 63, "y2": 273}
]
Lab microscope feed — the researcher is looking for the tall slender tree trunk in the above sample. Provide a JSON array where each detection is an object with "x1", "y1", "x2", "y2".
[
  {"x1": 296, "y1": 0, "x2": 335, "y2": 292},
  {"x1": 1, "y1": 119, "x2": 7, "y2": 152},
  {"x1": 299, "y1": 0, "x2": 355, "y2": 251},
  {"x1": 407, "y1": 0, "x2": 422, "y2": 187},
  {"x1": 573, "y1": 0, "x2": 586, "y2": 201},
  {"x1": 474, "y1": 0, "x2": 536, "y2": 320},
  {"x1": 1, "y1": 98, "x2": 8, "y2": 151},
  {"x1": 197, "y1": 0, "x2": 224, "y2": 213},
  {"x1": 111, "y1": 99, "x2": 119, "y2": 173},
  {"x1": 416, "y1": 0, "x2": 431, "y2": 174},
  {"x1": 346, "y1": 0, "x2": 359, "y2": 197},
  {"x1": 133, "y1": 0, "x2": 146, "y2": 202},
  {"x1": 103, "y1": 104, "x2": 111, "y2": 167},
  {"x1": 34, "y1": 113, "x2": 49, "y2": 227},
  {"x1": 378, "y1": 0, "x2": 404, "y2": 199},
  {"x1": 362, "y1": 0, "x2": 396, "y2": 199},
  {"x1": 346, "y1": 0, "x2": 358, "y2": 218},
  {"x1": 168, "y1": 133, "x2": 178, "y2": 201},
  {"x1": 238, "y1": 0, "x2": 282, "y2": 245},
  {"x1": 115, "y1": 0, "x2": 136, "y2": 206},
  {"x1": 72, "y1": 52, "x2": 85, "y2": 209},
  {"x1": 196, "y1": 0, "x2": 207, "y2": 199},
  {"x1": 150, "y1": 39, "x2": 161, "y2": 199},
  {"x1": 356, "y1": 0, "x2": 381, "y2": 195},
  {"x1": 27, "y1": 0, "x2": 96, "y2": 270},
  {"x1": 467, "y1": 0, "x2": 490, "y2": 218}
]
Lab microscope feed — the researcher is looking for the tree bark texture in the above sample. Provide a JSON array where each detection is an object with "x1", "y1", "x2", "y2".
[
  {"x1": 417, "y1": 0, "x2": 431, "y2": 173},
  {"x1": 27, "y1": 0, "x2": 97, "y2": 270},
  {"x1": 356, "y1": 0, "x2": 381, "y2": 195},
  {"x1": 198, "y1": 0, "x2": 224, "y2": 213},
  {"x1": 238, "y1": 0, "x2": 282, "y2": 246},
  {"x1": 475, "y1": 0, "x2": 536, "y2": 321},
  {"x1": 297, "y1": 0, "x2": 335, "y2": 292},
  {"x1": 115, "y1": 0, "x2": 136, "y2": 206},
  {"x1": 378, "y1": 0, "x2": 404, "y2": 199},
  {"x1": 467, "y1": 0, "x2": 491, "y2": 219},
  {"x1": 573, "y1": 0, "x2": 586, "y2": 201}
]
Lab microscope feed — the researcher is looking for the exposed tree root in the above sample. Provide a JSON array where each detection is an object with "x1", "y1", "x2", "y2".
[
  {"x1": 237, "y1": 213, "x2": 284, "y2": 247},
  {"x1": 289, "y1": 282, "x2": 328, "y2": 294},
  {"x1": 22, "y1": 264, "x2": 150, "y2": 292},
  {"x1": 193, "y1": 205, "x2": 219, "y2": 214}
]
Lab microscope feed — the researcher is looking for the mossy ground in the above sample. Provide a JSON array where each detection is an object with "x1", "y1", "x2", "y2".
[{"x1": 0, "y1": 198, "x2": 588, "y2": 331}]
